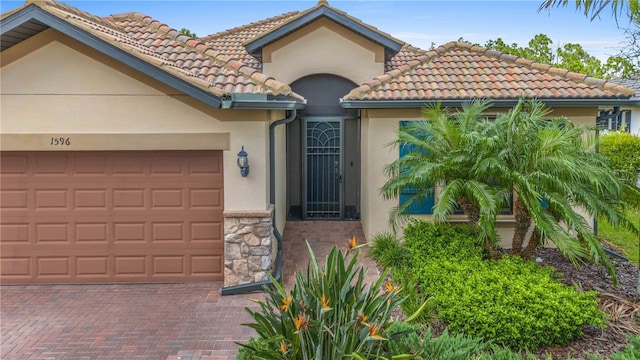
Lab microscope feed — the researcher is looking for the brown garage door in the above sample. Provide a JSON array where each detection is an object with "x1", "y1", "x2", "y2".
[{"x1": 0, "y1": 151, "x2": 224, "y2": 284}]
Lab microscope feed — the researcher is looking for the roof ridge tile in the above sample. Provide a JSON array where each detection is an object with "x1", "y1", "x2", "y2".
[
  {"x1": 345, "y1": 41, "x2": 459, "y2": 98},
  {"x1": 199, "y1": 11, "x2": 300, "y2": 41},
  {"x1": 107, "y1": 12, "x2": 295, "y2": 95},
  {"x1": 461, "y1": 42, "x2": 635, "y2": 96},
  {"x1": 31, "y1": 0, "x2": 122, "y2": 32}
]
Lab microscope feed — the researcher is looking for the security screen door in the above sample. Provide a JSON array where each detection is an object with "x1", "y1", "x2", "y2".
[{"x1": 304, "y1": 117, "x2": 343, "y2": 219}]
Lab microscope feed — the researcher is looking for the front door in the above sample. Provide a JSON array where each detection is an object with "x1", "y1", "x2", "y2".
[
  {"x1": 304, "y1": 117, "x2": 342, "y2": 219},
  {"x1": 287, "y1": 74, "x2": 360, "y2": 221}
]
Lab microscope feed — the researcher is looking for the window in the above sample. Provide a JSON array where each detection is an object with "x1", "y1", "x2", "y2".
[
  {"x1": 597, "y1": 109, "x2": 632, "y2": 132},
  {"x1": 398, "y1": 121, "x2": 434, "y2": 214},
  {"x1": 398, "y1": 120, "x2": 513, "y2": 216}
]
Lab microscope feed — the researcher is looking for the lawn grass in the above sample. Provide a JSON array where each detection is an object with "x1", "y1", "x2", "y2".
[{"x1": 598, "y1": 206, "x2": 640, "y2": 265}]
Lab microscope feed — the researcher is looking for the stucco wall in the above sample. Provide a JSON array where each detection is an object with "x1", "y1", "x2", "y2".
[
  {"x1": 360, "y1": 107, "x2": 599, "y2": 247},
  {"x1": 0, "y1": 29, "x2": 271, "y2": 212},
  {"x1": 262, "y1": 18, "x2": 385, "y2": 86},
  {"x1": 623, "y1": 106, "x2": 640, "y2": 135}
]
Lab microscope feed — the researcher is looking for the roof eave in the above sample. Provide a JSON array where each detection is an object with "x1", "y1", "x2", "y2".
[
  {"x1": 245, "y1": 6, "x2": 403, "y2": 59},
  {"x1": 340, "y1": 98, "x2": 637, "y2": 109},
  {"x1": 1, "y1": 4, "x2": 224, "y2": 109}
]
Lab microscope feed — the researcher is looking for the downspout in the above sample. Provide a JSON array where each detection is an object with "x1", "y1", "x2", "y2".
[{"x1": 220, "y1": 109, "x2": 297, "y2": 295}]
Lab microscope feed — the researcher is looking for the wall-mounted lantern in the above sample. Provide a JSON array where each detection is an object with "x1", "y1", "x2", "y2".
[{"x1": 237, "y1": 146, "x2": 249, "y2": 177}]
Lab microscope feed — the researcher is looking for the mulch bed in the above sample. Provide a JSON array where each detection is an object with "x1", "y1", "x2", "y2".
[{"x1": 529, "y1": 248, "x2": 640, "y2": 359}]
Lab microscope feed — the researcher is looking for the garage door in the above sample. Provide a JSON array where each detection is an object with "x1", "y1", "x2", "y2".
[{"x1": 0, "y1": 151, "x2": 224, "y2": 284}]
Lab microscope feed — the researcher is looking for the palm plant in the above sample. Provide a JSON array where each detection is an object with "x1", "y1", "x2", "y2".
[
  {"x1": 483, "y1": 99, "x2": 638, "y2": 278},
  {"x1": 381, "y1": 101, "x2": 508, "y2": 258}
]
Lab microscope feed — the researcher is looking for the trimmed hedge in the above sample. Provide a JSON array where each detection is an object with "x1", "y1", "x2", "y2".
[{"x1": 386, "y1": 222, "x2": 606, "y2": 351}]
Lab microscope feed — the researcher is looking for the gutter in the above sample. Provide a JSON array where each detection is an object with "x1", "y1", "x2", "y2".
[
  {"x1": 219, "y1": 109, "x2": 298, "y2": 295},
  {"x1": 221, "y1": 93, "x2": 305, "y2": 110},
  {"x1": 340, "y1": 98, "x2": 636, "y2": 109}
]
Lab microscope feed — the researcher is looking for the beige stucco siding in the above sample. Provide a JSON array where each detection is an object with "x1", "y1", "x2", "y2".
[
  {"x1": 360, "y1": 107, "x2": 598, "y2": 246},
  {"x1": 1, "y1": 29, "x2": 271, "y2": 212},
  {"x1": 262, "y1": 18, "x2": 385, "y2": 86}
]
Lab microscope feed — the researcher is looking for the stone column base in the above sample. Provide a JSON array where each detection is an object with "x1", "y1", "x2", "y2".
[{"x1": 223, "y1": 205, "x2": 274, "y2": 287}]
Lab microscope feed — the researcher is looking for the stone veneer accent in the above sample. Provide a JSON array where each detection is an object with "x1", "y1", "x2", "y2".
[{"x1": 223, "y1": 205, "x2": 275, "y2": 287}]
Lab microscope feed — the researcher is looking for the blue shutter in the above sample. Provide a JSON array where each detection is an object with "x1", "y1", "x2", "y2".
[{"x1": 399, "y1": 121, "x2": 434, "y2": 214}]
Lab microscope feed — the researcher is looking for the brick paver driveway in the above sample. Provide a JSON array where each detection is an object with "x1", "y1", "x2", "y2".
[
  {"x1": 1, "y1": 282, "x2": 263, "y2": 359},
  {"x1": 1, "y1": 221, "x2": 376, "y2": 359}
]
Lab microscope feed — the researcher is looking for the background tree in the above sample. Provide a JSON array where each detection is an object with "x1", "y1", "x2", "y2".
[
  {"x1": 179, "y1": 28, "x2": 197, "y2": 39},
  {"x1": 538, "y1": 0, "x2": 639, "y2": 77},
  {"x1": 482, "y1": 34, "x2": 636, "y2": 78}
]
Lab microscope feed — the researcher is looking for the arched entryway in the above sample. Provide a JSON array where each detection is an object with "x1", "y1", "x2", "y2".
[{"x1": 286, "y1": 74, "x2": 360, "y2": 220}]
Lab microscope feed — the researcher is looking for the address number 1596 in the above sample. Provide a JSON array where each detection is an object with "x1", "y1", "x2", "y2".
[{"x1": 50, "y1": 137, "x2": 71, "y2": 146}]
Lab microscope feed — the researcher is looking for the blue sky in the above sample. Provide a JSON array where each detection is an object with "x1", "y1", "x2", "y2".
[{"x1": 1, "y1": 1, "x2": 630, "y2": 61}]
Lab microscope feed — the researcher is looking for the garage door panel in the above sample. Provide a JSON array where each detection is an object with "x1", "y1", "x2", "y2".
[
  {"x1": 74, "y1": 190, "x2": 108, "y2": 208},
  {"x1": 76, "y1": 256, "x2": 109, "y2": 277},
  {"x1": 0, "y1": 190, "x2": 29, "y2": 209},
  {"x1": 1, "y1": 151, "x2": 224, "y2": 284},
  {"x1": 75, "y1": 223, "x2": 108, "y2": 243},
  {"x1": 34, "y1": 154, "x2": 68, "y2": 175}
]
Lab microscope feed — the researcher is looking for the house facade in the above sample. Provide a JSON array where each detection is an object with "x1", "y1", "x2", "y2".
[
  {"x1": 601, "y1": 78, "x2": 640, "y2": 134},
  {"x1": 1, "y1": 0, "x2": 636, "y2": 288}
]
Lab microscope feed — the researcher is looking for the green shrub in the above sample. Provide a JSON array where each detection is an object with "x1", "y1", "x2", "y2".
[
  {"x1": 600, "y1": 131, "x2": 640, "y2": 185},
  {"x1": 239, "y1": 242, "x2": 426, "y2": 360},
  {"x1": 399, "y1": 221, "x2": 606, "y2": 351},
  {"x1": 383, "y1": 323, "x2": 528, "y2": 360},
  {"x1": 368, "y1": 233, "x2": 408, "y2": 270},
  {"x1": 402, "y1": 221, "x2": 485, "y2": 260},
  {"x1": 236, "y1": 337, "x2": 268, "y2": 360},
  {"x1": 600, "y1": 132, "x2": 640, "y2": 206}
]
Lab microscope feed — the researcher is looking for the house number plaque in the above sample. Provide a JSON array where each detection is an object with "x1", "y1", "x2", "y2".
[{"x1": 50, "y1": 137, "x2": 71, "y2": 146}]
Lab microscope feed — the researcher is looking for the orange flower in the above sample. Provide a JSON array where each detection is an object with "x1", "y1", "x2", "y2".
[
  {"x1": 294, "y1": 314, "x2": 309, "y2": 331},
  {"x1": 321, "y1": 294, "x2": 331, "y2": 310},
  {"x1": 346, "y1": 236, "x2": 357, "y2": 252},
  {"x1": 279, "y1": 341, "x2": 288, "y2": 353},
  {"x1": 357, "y1": 313, "x2": 367, "y2": 323},
  {"x1": 384, "y1": 282, "x2": 394, "y2": 293},
  {"x1": 356, "y1": 313, "x2": 368, "y2": 330},
  {"x1": 368, "y1": 324, "x2": 384, "y2": 340},
  {"x1": 279, "y1": 295, "x2": 292, "y2": 311},
  {"x1": 384, "y1": 282, "x2": 401, "y2": 294}
]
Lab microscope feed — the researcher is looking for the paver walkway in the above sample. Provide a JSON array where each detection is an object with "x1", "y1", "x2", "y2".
[{"x1": 1, "y1": 221, "x2": 378, "y2": 360}]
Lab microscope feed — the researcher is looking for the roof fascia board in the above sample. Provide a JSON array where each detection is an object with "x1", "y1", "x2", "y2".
[
  {"x1": 340, "y1": 98, "x2": 637, "y2": 109},
  {"x1": 1, "y1": 5, "x2": 41, "y2": 33},
  {"x1": 2, "y1": 5, "x2": 223, "y2": 108},
  {"x1": 245, "y1": 7, "x2": 403, "y2": 55}
]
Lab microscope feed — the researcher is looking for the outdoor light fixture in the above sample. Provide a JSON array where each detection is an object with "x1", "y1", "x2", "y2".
[{"x1": 237, "y1": 146, "x2": 249, "y2": 177}]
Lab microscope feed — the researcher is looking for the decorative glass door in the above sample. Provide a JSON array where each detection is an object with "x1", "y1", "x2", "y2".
[{"x1": 304, "y1": 118, "x2": 343, "y2": 219}]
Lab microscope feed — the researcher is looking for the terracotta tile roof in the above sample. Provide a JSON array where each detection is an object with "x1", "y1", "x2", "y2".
[
  {"x1": 198, "y1": 12, "x2": 300, "y2": 71},
  {"x1": 609, "y1": 78, "x2": 640, "y2": 97},
  {"x1": 243, "y1": 1, "x2": 404, "y2": 52},
  {"x1": 106, "y1": 12, "x2": 298, "y2": 96},
  {"x1": 16, "y1": 0, "x2": 302, "y2": 101},
  {"x1": 344, "y1": 42, "x2": 635, "y2": 101},
  {"x1": 197, "y1": 1, "x2": 406, "y2": 71},
  {"x1": 7, "y1": 1, "x2": 634, "y2": 104}
]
